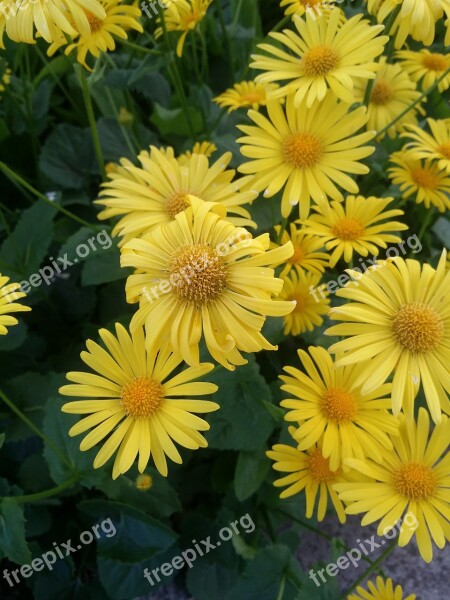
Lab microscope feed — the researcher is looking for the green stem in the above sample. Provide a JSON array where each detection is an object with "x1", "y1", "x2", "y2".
[
  {"x1": 120, "y1": 39, "x2": 163, "y2": 55},
  {"x1": 231, "y1": 0, "x2": 245, "y2": 33},
  {"x1": 271, "y1": 15, "x2": 290, "y2": 33},
  {"x1": 0, "y1": 162, "x2": 98, "y2": 230},
  {"x1": 274, "y1": 508, "x2": 332, "y2": 541},
  {"x1": 276, "y1": 575, "x2": 286, "y2": 600},
  {"x1": 1, "y1": 475, "x2": 80, "y2": 504},
  {"x1": 104, "y1": 86, "x2": 138, "y2": 157},
  {"x1": 215, "y1": 0, "x2": 234, "y2": 84},
  {"x1": 277, "y1": 217, "x2": 288, "y2": 244},
  {"x1": 417, "y1": 207, "x2": 436, "y2": 245},
  {"x1": 77, "y1": 67, "x2": 106, "y2": 180}
]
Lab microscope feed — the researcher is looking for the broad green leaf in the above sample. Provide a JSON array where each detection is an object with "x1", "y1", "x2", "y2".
[
  {"x1": 81, "y1": 243, "x2": 130, "y2": 286},
  {"x1": 234, "y1": 450, "x2": 271, "y2": 501},
  {"x1": 0, "y1": 499, "x2": 32, "y2": 565},
  {"x1": 151, "y1": 103, "x2": 204, "y2": 136}
]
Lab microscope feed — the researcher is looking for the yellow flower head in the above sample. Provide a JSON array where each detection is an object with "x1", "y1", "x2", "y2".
[
  {"x1": 135, "y1": 473, "x2": 153, "y2": 491},
  {"x1": 271, "y1": 222, "x2": 330, "y2": 276},
  {"x1": 280, "y1": 0, "x2": 339, "y2": 19},
  {"x1": 0, "y1": 61, "x2": 11, "y2": 97},
  {"x1": 238, "y1": 92, "x2": 375, "y2": 220},
  {"x1": 396, "y1": 49, "x2": 450, "y2": 93},
  {"x1": 60, "y1": 323, "x2": 219, "y2": 479},
  {"x1": 0, "y1": 274, "x2": 31, "y2": 335},
  {"x1": 301, "y1": 195, "x2": 408, "y2": 267},
  {"x1": 214, "y1": 81, "x2": 279, "y2": 113},
  {"x1": 121, "y1": 196, "x2": 295, "y2": 370},
  {"x1": 155, "y1": 0, "x2": 212, "y2": 57},
  {"x1": 335, "y1": 409, "x2": 450, "y2": 563},
  {"x1": 251, "y1": 8, "x2": 388, "y2": 108},
  {"x1": 178, "y1": 141, "x2": 217, "y2": 165},
  {"x1": 402, "y1": 118, "x2": 450, "y2": 174},
  {"x1": 348, "y1": 577, "x2": 416, "y2": 600}
]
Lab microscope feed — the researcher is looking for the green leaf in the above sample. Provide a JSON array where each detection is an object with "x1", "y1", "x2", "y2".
[
  {"x1": 0, "y1": 499, "x2": 32, "y2": 565},
  {"x1": 0, "y1": 433, "x2": 4, "y2": 448},
  {"x1": 187, "y1": 561, "x2": 239, "y2": 600},
  {"x1": 33, "y1": 55, "x2": 72, "y2": 88},
  {"x1": 432, "y1": 216, "x2": 450, "y2": 248},
  {"x1": 81, "y1": 242, "x2": 130, "y2": 286},
  {"x1": 234, "y1": 450, "x2": 271, "y2": 501},
  {"x1": 0, "y1": 322, "x2": 28, "y2": 352},
  {"x1": 151, "y1": 103, "x2": 204, "y2": 136}
]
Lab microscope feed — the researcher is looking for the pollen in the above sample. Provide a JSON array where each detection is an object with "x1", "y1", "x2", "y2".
[
  {"x1": 422, "y1": 53, "x2": 448, "y2": 72},
  {"x1": 301, "y1": 46, "x2": 339, "y2": 77},
  {"x1": 392, "y1": 302, "x2": 444, "y2": 353},
  {"x1": 394, "y1": 462, "x2": 437, "y2": 501},
  {"x1": 411, "y1": 166, "x2": 437, "y2": 190},
  {"x1": 321, "y1": 388, "x2": 357, "y2": 422},
  {"x1": 169, "y1": 244, "x2": 227, "y2": 304},
  {"x1": 307, "y1": 448, "x2": 336, "y2": 483},
  {"x1": 282, "y1": 133, "x2": 323, "y2": 169},
  {"x1": 166, "y1": 190, "x2": 192, "y2": 219},
  {"x1": 370, "y1": 80, "x2": 394, "y2": 105},
  {"x1": 331, "y1": 217, "x2": 365, "y2": 241},
  {"x1": 121, "y1": 377, "x2": 163, "y2": 418}
]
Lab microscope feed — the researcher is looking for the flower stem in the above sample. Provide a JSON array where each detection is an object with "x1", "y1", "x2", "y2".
[
  {"x1": 77, "y1": 67, "x2": 106, "y2": 180},
  {"x1": 215, "y1": 0, "x2": 234, "y2": 84},
  {"x1": 1, "y1": 475, "x2": 80, "y2": 504}
]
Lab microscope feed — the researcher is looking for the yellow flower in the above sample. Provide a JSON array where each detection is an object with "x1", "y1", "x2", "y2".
[
  {"x1": 96, "y1": 147, "x2": 257, "y2": 245},
  {"x1": 326, "y1": 250, "x2": 450, "y2": 423},
  {"x1": 348, "y1": 577, "x2": 416, "y2": 600},
  {"x1": 0, "y1": 274, "x2": 31, "y2": 335},
  {"x1": 60, "y1": 323, "x2": 219, "y2": 479},
  {"x1": 121, "y1": 196, "x2": 295, "y2": 370},
  {"x1": 178, "y1": 141, "x2": 217, "y2": 165},
  {"x1": 271, "y1": 222, "x2": 330, "y2": 276},
  {"x1": 301, "y1": 195, "x2": 408, "y2": 267},
  {"x1": 280, "y1": 346, "x2": 399, "y2": 471},
  {"x1": 251, "y1": 9, "x2": 387, "y2": 108},
  {"x1": 237, "y1": 92, "x2": 375, "y2": 220},
  {"x1": 0, "y1": 62, "x2": 11, "y2": 97},
  {"x1": 396, "y1": 49, "x2": 450, "y2": 93},
  {"x1": 355, "y1": 58, "x2": 424, "y2": 139},
  {"x1": 155, "y1": 0, "x2": 212, "y2": 57},
  {"x1": 214, "y1": 81, "x2": 278, "y2": 113},
  {"x1": 135, "y1": 473, "x2": 153, "y2": 491},
  {"x1": 280, "y1": 0, "x2": 338, "y2": 19},
  {"x1": 279, "y1": 270, "x2": 330, "y2": 336},
  {"x1": 388, "y1": 151, "x2": 450, "y2": 213},
  {"x1": 402, "y1": 118, "x2": 450, "y2": 174},
  {"x1": 335, "y1": 409, "x2": 450, "y2": 563}
]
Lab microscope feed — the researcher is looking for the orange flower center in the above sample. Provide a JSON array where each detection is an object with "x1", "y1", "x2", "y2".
[
  {"x1": 289, "y1": 242, "x2": 305, "y2": 265},
  {"x1": 166, "y1": 190, "x2": 193, "y2": 219},
  {"x1": 422, "y1": 53, "x2": 448, "y2": 72},
  {"x1": 437, "y1": 143, "x2": 450, "y2": 159},
  {"x1": 242, "y1": 92, "x2": 264, "y2": 104},
  {"x1": 331, "y1": 217, "x2": 365, "y2": 240},
  {"x1": 307, "y1": 448, "x2": 336, "y2": 482},
  {"x1": 291, "y1": 291, "x2": 309, "y2": 313},
  {"x1": 282, "y1": 133, "x2": 323, "y2": 168},
  {"x1": 394, "y1": 462, "x2": 437, "y2": 501},
  {"x1": 392, "y1": 302, "x2": 444, "y2": 353},
  {"x1": 85, "y1": 11, "x2": 103, "y2": 33},
  {"x1": 321, "y1": 387, "x2": 357, "y2": 422},
  {"x1": 121, "y1": 377, "x2": 163, "y2": 418},
  {"x1": 371, "y1": 80, "x2": 394, "y2": 105},
  {"x1": 169, "y1": 244, "x2": 227, "y2": 304},
  {"x1": 301, "y1": 46, "x2": 339, "y2": 77},
  {"x1": 411, "y1": 166, "x2": 437, "y2": 190}
]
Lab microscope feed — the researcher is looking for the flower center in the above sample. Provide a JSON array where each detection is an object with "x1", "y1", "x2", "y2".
[
  {"x1": 307, "y1": 448, "x2": 336, "y2": 482},
  {"x1": 121, "y1": 377, "x2": 163, "y2": 418},
  {"x1": 331, "y1": 217, "x2": 365, "y2": 241},
  {"x1": 301, "y1": 46, "x2": 339, "y2": 77},
  {"x1": 321, "y1": 387, "x2": 357, "y2": 422},
  {"x1": 85, "y1": 11, "x2": 103, "y2": 33},
  {"x1": 422, "y1": 53, "x2": 448, "y2": 72},
  {"x1": 166, "y1": 190, "x2": 192, "y2": 219},
  {"x1": 242, "y1": 92, "x2": 264, "y2": 104},
  {"x1": 411, "y1": 166, "x2": 437, "y2": 190},
  {"x1": 437, "y1": 143, "x2": 450, "y2": 159},
  {"x1": 169, "y1": 244, "x2": 227, "y2": 304},
  {"x1": 282, "y1": 133, "x2": 323, "y2": 169},
  {"x1": 135, "y1": 473, "x2": 153, "y2": 490},
  {"x1": 393, "y1": 462, "x2": 437, "y2": 501},
  {"x1": 392, "y1": 302, "x2": 444, "y2": 353},
  {"x1": 370, "y1": 80, "x2": 394, "y2": 105},
  {"x1": 289, "y1": 242, "x2": 305, "y2": 265},
  {"x1": 291, "y1": 292, "x2": 309, "y2": 313}
]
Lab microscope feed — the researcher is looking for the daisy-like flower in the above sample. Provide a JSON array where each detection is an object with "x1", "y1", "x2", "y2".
[
  {"x1": 96, "y1": 147, "x2": 257, "y2": 245},
  {"x1": 355, "y1": 58, "x2": 424, "y2": 139},
  {"x1": 250, "y1": 9, "x2": 388, "y2": 108},
  {"x1": 121, "y1": 196, "x2": 295, "y2": 370},
  {"x1": 213, "y1": 81, "x2": 278, "y2": 113},
  {"x1": 178, "y1": 141, "x2": 217, "y2": 165},
  {"x1": 46, "y1": 0, "x2": 143, "y2": 69},
  {"x1": 335, "y1": 409, "x2": 450, "y2": 563},
  {"x1": 0, "y1": 275, "x2": 31, "y2": 335},
  {"x1": 0, "y1": 61, "x2": 11, "y2": 97},
  {"x1": 280, "y1": 0, "x2": 338, "y2": 19},
  {"x1": 348, "y1": 577, "x2": 416, "y2": 600},
  {"x1": 0, "y1": 0, "x2": 106, "y2": 46},
  {"x1": 270, "y1": 222, "x2": 329, "y2": 276},
  {"x1": 388, "y1": 151, "x2": 450, "y2": 213},
  {"x1": 279, "y1": 270, "x2": 330, "y2": 336},
  {"x1": 155, "y1": 0, "x2": 212, "y2": 57},
  {"x1": 280, "y1": 346, "x2": 399, "y2": 471},
  {"x1": 301, "y1": 195, "x2": 408, "y2": 267},
  {"x1": 60, "y1": 323, "x2": 219, "y2": 479},
  {"x1": 396, "y1": 49, "x2": 450, "y2": 93},
  {"x1": 326, "y1": 250, "x2": 450, "y2": 423},
  {"x1": 237, "y1": 92, "x2": 375, "y2": 220},
  {"x1": 267, "y1": 432, "x2": 347, "y2": 522},
  {"x1": 402, "y1": 118, "x2": 450, "y2": 174}
]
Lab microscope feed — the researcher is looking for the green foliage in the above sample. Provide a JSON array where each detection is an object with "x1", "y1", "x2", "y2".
[{"x1": 0, "y1": 499, "x2": 32, "y2": 564}]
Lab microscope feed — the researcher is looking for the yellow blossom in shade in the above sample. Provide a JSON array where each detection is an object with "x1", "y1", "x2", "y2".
[
  {"x1": 270, "y1": 222, "x2": 329, "y2": 276},
  {"x1": 301, "y1": 195, "x2": 408, "y2": 267},
  {"x1": 396, "y1": 49, "x2": 450, "y2": 93},
  {"x1": 0, "y1": 63, "x2": 11, "y2": 97},
  {"x1": 280, "y1": 0, "x2": 339, "y2": 19},
  {"x1": 121, "y1": 196, "x2": 295, "y2": 370},
  {"x1": 402, "y1": 118, "x2": 450, "y2": 174},
  {"x1": 326, "y1": 250, "x2": 450, "y2": 423},
  {"x1": 335, "y1": 409, "x2": 450, "y2": 563},
  {"x1": 96, "y1": 147, "x2": 257, "y2": 245},
  {"x1": 388, "y1": 151, "x2": 450, "y2": 213},
  {"x1": 279, "y1": 270, "x2": 330, "y2": 336},
  {"x1": 135, "y1": 473, "x2": 153, "y2": 491},
  {"x1": 280, "y1": 346, "x2": 399, "y2": 471},
  {"x1": 0, "y1": 275, "x2": 31, "y2": 335},
  {"x1": 213, "y1": 81, "x2": 279, "y2": 113},
  {"x1": 155, "y1": 0, "x2": 212, "y2": 57},
  {"x1": 348, "y1": 577, "x2": 416, "y2": 600},
  {"x1": 0, "y1": 0, "x2": 106, "y2": 47},
  {"x1": 60, "y1": 323, "x2": 219, "y2": 479},
  {"x1": 355, "y1": 59, "x2": 424, "y2": 140},
  {"x1": 237, "y1": 92, "x2": 375, "y2": 220},
  {"x1": 178, "y1": 141, "x2": 217, "y2": 165},
  {"x1": 250, "y1": 9, "x2": 388, "y2": 108},
  {"x1": 46, "y1": 0, "x2": 143, "y2": 70}
]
